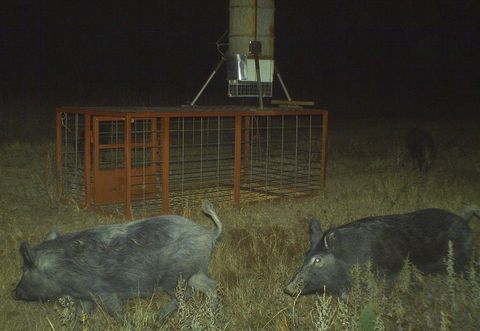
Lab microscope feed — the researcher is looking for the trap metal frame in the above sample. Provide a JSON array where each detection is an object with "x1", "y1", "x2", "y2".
[{"x1": 56, "y1": 106, "x2": 328, "y2": 218}]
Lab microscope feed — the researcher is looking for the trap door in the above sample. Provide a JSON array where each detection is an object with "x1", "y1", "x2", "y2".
[
  {"x1": 92, "y1": 117, "x2": 127, "y2": 205},
  {"x1": 92, "y1": 117, "x2": 159, "y2": 206}
]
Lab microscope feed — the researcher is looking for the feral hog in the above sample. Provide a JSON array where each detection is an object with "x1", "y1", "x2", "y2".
[
  {"x1": 405, "y1": 128, "x2": 436, "y2": 173},
  {"x1": 14, "y1": 201, "x2": 222, "y2": 322},
  {"x1": 285, "y1": 208, "x2": 473, "y2": 296}
]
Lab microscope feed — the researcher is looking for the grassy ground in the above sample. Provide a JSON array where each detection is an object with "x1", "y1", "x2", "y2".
[{"x1": 0, "y1": 111, "x2": 479, "y2": 330}]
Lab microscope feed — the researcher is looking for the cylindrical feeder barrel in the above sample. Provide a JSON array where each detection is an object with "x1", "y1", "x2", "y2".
[{"x1": 228, "y1": 0, "x2": 275, "y2": 59}]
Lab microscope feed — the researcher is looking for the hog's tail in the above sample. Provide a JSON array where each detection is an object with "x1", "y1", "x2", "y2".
[
  {"x1": 462, "y1": 204, "x2": 480, "y2": 221},
  {"x1": 202, "y1": 200, "x2": 223, "y2": 241}
]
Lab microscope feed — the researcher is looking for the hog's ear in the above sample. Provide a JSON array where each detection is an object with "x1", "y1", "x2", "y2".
[
  {"x1": 45, "y1": 230, "x2": 59, "y2": 241},
  {"x1": 20, "y1": 242, "x2": 35, "y2": 268},
  {"x1": 323, "y1": 231, "x2": 336, "y2": 250},
  {"x1": 309, "y1": 219, "x2": 323, "y2": 249}
]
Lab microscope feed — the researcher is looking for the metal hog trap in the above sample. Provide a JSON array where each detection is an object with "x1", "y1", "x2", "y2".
[{"x1": 56, "y1": 106, "x2": 328, "y2": 218}]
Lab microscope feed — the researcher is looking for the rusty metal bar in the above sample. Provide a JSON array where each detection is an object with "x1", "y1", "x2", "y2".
[
  {"x1": 151, "y1": 118, "x2": 158, "y2": 195},
  {"x1": 161, "y1": 117, "x2": 170, "y2": 212},
  {"x1": 234, "y1": 115, "x2": 242, "y2": 204},
  {"x1": 55, "y1": 110, "x2": 63, "y2": 198},
  {"x1": 96, "y1": 143, "x2": 127, "y2": 150},
  {"x1": 243, "y1": 116, "x2": 251, "y2": 168},
  {"x1": 92, "y1": 117, "x2": 100, "y2": 202},
  {"x1": 124, "y1": 114, "x2": 132, "y2": 218},
  {"x1": 84, "y1": 113, "x2": 92, "y2": 208},
  {"x1": 320, "y1": 111, "x2": 329, "y2": 183},
  {"x1": 56, "y1": 106, "x2": 328, "y2": 118}
]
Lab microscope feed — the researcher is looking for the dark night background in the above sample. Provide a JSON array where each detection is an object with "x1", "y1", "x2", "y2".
[{"x1": 1, "y1": 1, "x2": 478, "y2": 122}]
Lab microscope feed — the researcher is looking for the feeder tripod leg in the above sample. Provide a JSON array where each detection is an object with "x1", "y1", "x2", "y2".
[
  {"x1": 254, "y1": 54, "x2": 264, "y2": 109},
  {"x1": 190, "y1": 57, "x2": 225, "y2": 106},
  {"x1": 275, "y1": 64, "x2": 292, "y2": 102}
]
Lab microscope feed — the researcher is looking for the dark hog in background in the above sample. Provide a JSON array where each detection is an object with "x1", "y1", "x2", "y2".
[
  {"x1": 285, "y1": 208, "x2": 475, "y2": 296},
  {"x1": 405, "y1": 128, "x2": 436, "y2": 173},
  {"x1": 14, "y1": 201, "x2": 222, "y2": 322}
]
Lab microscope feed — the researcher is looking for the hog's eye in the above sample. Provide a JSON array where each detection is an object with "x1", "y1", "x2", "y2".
[{"x1": 313, "y1": 256, "x2": 322, "y2": 264}]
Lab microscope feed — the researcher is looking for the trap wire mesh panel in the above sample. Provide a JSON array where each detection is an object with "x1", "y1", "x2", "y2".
[
  {"x1": 128, "y1": 118, "x2": 162, "y2": 215},
  {"x1": 168, "y1": 117, "x2": 236, "y2": 209},
  {"x1": 58, "y1": 112, "x2": 87, "y2": 204},
  {"x1": 241, "y1": 115, "x2": 324, "y2": 202},
  {"x1": 107, "y1": 117, "x2": 237, "y2": 215}
]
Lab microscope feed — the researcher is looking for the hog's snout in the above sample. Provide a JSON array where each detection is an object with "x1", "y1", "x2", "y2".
[
  {"x1": 13, "y1": 286, "x2": 25, "y2": 300},
  {"x1": 13, "y1": 284, "x2": 36, "y2": 301},
  {"x1": 284, "y1": 274, "x2": 304, "y2": 296}
]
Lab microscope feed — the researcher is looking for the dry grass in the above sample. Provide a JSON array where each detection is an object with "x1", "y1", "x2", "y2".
[{"x1": 1, "y1": 113, "x2": 479, "y2": 330}]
